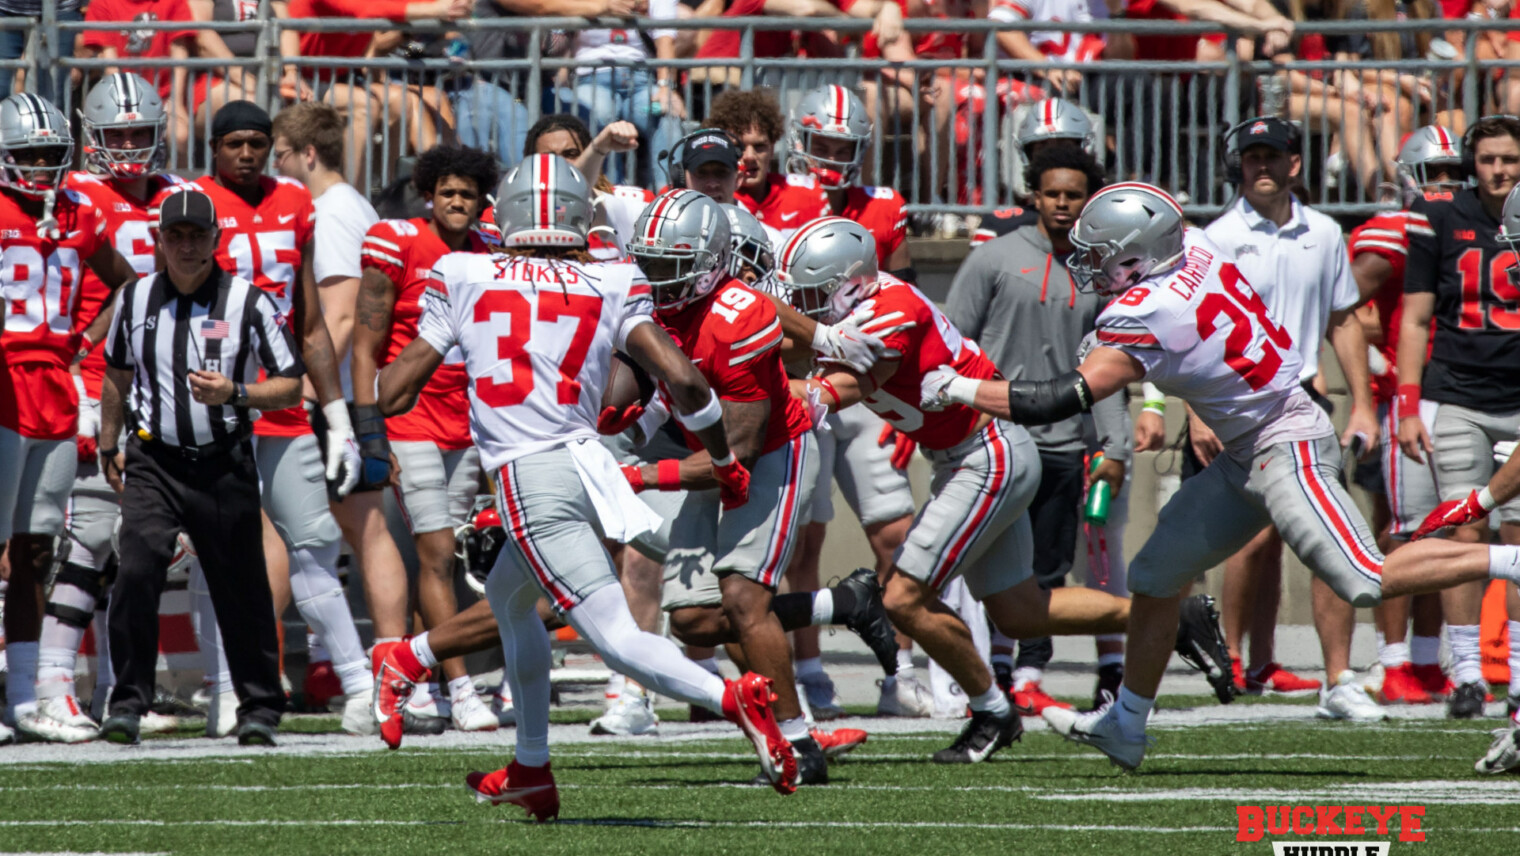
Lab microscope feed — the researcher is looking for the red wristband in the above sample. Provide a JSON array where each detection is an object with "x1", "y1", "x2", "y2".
[
  {"x1": 1396, "y1": 384, "x2": 1421, "y2": 419},
  {"x1": 656, "y1": 459, "x2": 682, "y2": 491},
  {"x1": 620, "y1": 464, "x2": 645, "y2": 492}
]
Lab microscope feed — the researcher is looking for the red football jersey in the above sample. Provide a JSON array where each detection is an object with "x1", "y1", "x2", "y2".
[
  {"x1": 657, "y1": 279, "x2": 812, "y2": 455},
  {"x1": 1348, "y1": 209, "x2": 1436, "y2": 404},
  {"x1": 69, "y1": 172, "x2": 184, "y2": 400},
  {"x1": 158, "y1": 176, "x2": 317, "y2": 436},
  {"x1": 736, "y1": 173, "x2": 829, "y2": 243},
  {"x1": 0, "y1": 187, "x2": 109, "y2": 439},
  {"x1": 360, "y1": 217, "x2": 492, "y2": 449},
  {"x1": 856, "y1": 274, "x2": 1001, "y2": 450},
  {"x1": 835, "y1": 186, "x2": 908, "y2": 266}
]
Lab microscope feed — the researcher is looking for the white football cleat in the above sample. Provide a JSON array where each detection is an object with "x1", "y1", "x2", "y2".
[
  {"x1": 17, "y1": 697, "x2": 98, "y2": 743},
  {"x1": 590, "y1": 691, "x2": 659, "y2": 736},
  {"x1": 799, "y1": 672, "x2": 845, "y2": 722},
  {"x1": 451, "y1": 691, "x2": 499, "y2": 732},
  {"x1": 206, "y1": 690, "x2": 240, "y2": 738},
  {"x1": 341, "y1": 688, "x2": 376, "y2": 736},
  {"x1": 1042, "y1": 704, "x2": 1152, "y2": 771},
  {"x1": 405, "y1": 686, "x2": 450, "y2": 720},
  {"x1": 1476, "y1": 724, "x2": 1520, "y2": 774},
  {"x1": 1316, "y1": 671, "x2": 1389, "y2": 722},
  {"x1": 876, "y1": 675, "x2": 933, "y2": 718},
  {"x1": 491, "y1": 690, "x2": 516, "y2": 727},
  {"x1": 139, "y1": 711, "x2": 179, "y2": 734}
]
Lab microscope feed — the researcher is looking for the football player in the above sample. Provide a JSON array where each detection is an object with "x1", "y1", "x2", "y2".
[
  {"x1": 926, "y1": 182, "x2": 1520, "y2": 769},
  {"x1": 1397, "y1": 114, "x2": 1520, "y2": 719},
  {"x1": 375, "y1": 155, "x2": 796, "y2": 815},
  {"x1": 352, "y1": 145, "x2": 500, "y2": 733},
  {"x1": 0, "y1": 92, "x2": 139, "y2": 736},
  {"x1": 788, "y1": 215, "x2": 1230, "y2": 764}
]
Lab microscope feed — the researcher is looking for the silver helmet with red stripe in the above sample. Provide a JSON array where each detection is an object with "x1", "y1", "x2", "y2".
[
  {"x1": 628, "y1": 188, "x2": 732, "y2": 310},
  {"x1": 1067, "y1": 182, "x2": 1185, "y2": 296},
  {"x1": 81, "y1": 73, "x2": 167, "y2": 180},
  {"x1": 493, "y1": 153, "x2": 594, "y2": 248},
  {"x1": 1395, "y1": 125, "x2": 1465, "y2": 194},
  {"x1": 790, "y1": 84, "x2": 872, "y2": 190},
  {"x1": 774, "y1": 216, "x2": 878, "y2": 324},
  {"x1": 0, "y1": 92, "x2": 73, "y2": 196},
  {"x1": 722, "y1": 204, "x2": 775, "y2": 287},
  {"x1": 1014, "y1": 98, "x2": 1095, "y2": 155}
]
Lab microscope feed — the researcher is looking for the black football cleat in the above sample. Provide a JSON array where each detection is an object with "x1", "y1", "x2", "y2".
[
  {"x1": 1175, "y1": 594, "x2": 1236, "y2": 704},
  {"x1": 836, "y1": 568, "x2": 899, "y2": 676},
  {"x1": 1448, "y1": 682, "x2": 1488, "y2": 719},
  {"x1": 931, "y1": 709, "x2": 1022, "y2": 764},
  {"x1": 1089, "y1": 662, "x2": 1124, "y2": 712}
]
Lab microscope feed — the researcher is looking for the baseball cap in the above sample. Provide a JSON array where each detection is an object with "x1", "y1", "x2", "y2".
[
  {"x1": 1238, "y1": 116, "x2": 1297, "y2": 152},
  {"x1": 158, "y1": 190, "x2": 217, "y2": 231},
  {"x1": 682, "y1": 132, "x2": 739, "y2": 171}
]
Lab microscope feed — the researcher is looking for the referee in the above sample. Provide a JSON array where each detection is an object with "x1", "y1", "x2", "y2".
[{"x1": 97, "y1": 190, "x2": 304, "y2": 746}]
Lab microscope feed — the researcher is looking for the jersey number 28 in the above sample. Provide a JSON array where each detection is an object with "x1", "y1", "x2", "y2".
[{"x1": 1195, "y1": 263, "x2": 1293, "y2": 391}]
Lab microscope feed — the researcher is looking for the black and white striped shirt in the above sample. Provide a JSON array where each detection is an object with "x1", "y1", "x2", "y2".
[{"x1": 103, "y1": 266, "x2": 303, "y2": 448}]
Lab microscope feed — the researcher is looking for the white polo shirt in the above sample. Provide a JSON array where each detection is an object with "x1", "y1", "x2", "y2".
[
  {"x1": 311, "y1": 180, "x2": 379, "y2": 399},
  {"x1": 1204, "y1": 195, "x2": 1357, "y2": 381}
]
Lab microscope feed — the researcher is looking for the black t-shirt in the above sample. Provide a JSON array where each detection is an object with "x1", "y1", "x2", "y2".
[{"x1": 1405, "y1": 188, "x2": 1520, "y2": 411}]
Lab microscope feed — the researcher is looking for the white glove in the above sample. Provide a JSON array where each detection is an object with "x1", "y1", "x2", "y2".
[
  {"x1": 1497, "y1": 439, "x2": 1516, "y2": 466},
  {"x1": 322, "y1": 400, "x2": 361, "y2": 498},
  {"x1": 74, "y1": 374, "x2": 100, "y2": 438},
  {"x1": 920, "y1": 365, "x2": 979, "y2": 412},
  {"x1": 812, "y1": 304, "x2": 917, "y2": 372},
  {"x1": 804, "y1": 383, "x2": 831, "y2": 430}
]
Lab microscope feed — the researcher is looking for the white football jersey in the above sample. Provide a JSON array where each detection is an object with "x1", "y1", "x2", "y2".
[
  {"x1": 1090, "y1": 228, "x2": 1332, "y2": 453},
  {"x1": 987, "y1": 0, "x2": 1096, "y2": 62},
  {"x1": 418, "y1": 251, "x2": 654, "y2": 471}
]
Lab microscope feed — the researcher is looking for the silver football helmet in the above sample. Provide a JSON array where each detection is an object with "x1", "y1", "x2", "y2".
[
  {"x1": 1395, "y1": 125, "x2": 1464, "y2": 195},
  {"x1": 0, "y1": 93, "x2": 74, "y2": 197},
  {"x1": 1014, "y1": 98, "x2": 1096, "y2": 155},
  {"x1": 790, "y1": 85, "x2": 872, "y2": 189},
  {"x1": 494, "y1": 154, "x2": 594, "y2": 248},
  {"x1": 774, "y1": 216, "x2": 878, "y2": 324},
  {"x1": 722, "y1": 204, "x2": 775, "y2": 287},
  {"x1": 1067, "y1": 183, "x2": 1186, "y2": 296},
  {"x1": 81, "y1": 73, "x2": 166, "y2": 180},
  {"x1": 628, "y1": 189, "x2": 732, "y2": 310}
]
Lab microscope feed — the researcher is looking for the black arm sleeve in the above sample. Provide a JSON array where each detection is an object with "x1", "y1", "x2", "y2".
[{"x1": 1004, "y1": 370, "x2": 1095, "y2": 425}]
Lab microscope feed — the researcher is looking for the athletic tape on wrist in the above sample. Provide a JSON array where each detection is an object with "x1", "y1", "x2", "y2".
[
  {"x1": 712, "y1": 451, "x2": 735, "y2": 467},
  {"x1": 675, "y1": 390, "x2": 724, "y2": 431}
]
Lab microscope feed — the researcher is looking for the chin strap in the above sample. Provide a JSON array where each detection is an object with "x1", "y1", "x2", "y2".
[{"x1": 35, "y1": 188, "x2": 60, "y2": 240}]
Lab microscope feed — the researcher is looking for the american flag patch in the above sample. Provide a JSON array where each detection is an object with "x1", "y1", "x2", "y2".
[{"x1": 200, "y1": 319, "x2": 230, "y2": 339}]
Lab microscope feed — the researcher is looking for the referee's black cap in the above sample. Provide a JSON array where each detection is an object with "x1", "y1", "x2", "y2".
[{"x1": 158, "y1": 190, "x2": 217, "y2": 232}]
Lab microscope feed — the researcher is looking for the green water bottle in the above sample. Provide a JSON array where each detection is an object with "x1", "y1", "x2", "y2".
[{"x1": 1085, "y1": 453, "x2": 1112, "y2": 526}]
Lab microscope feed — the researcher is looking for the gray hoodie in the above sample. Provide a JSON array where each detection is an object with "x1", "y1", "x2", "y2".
[{"x1": 944, "y1": 223, "x2": 1131, "y2": 462}]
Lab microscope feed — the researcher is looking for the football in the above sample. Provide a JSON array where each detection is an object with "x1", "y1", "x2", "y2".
[{"x1": 602, "y1": 350, "x2": 656, "y2": 413}]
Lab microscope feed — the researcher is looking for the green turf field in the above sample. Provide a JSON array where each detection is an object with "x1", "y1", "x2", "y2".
[{"x1": 3, "y1": 697, "x2": 1518, "y2": 856}]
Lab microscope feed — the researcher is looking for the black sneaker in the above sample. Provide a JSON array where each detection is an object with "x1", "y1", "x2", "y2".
[
  {"x1": 236, "y1": 719, "x2": 278, "y2": 747},
  {"x1": 931, "y1": 709, "x2": 1021, "y2": 764},
  {"x1": 993, "y1": 662, "x2": 1015, "y2": 697},
  {"x1": 751, "y1": 736, "x2": 830, "y2": 787},
  {"x1": 1089, "y1": 663, "x2": 1123, "y2": 712},
  {"x1": 402, "y1": 710, "x2": 449, "y2": 735},
  {"x1": 100, "y1": 713, "x2": 140, "y2": 745},
  {"x1": 1175, "y1": 594, "x2": 1236, "y2": 704},
  {"x1": 1449, "y1": 682, "x2": 1488, "y2": 719},
  {"x1": 836, "y1": 568, "x2": 899, "y2": 676}
]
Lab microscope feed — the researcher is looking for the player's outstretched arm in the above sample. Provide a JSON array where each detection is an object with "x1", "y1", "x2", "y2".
[
  {"x1": 377, "y1": 338, "x2": 446, "y2": 418},
  {"x1": 919, "y1": 346, "x2": 1143, "y2": 424}
]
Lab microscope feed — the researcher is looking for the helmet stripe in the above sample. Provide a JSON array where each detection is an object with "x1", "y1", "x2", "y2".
[
  {"x1": 832, "y1": 85, "x2": 846, "y2": 123},
  {"x1": 537, "y1": 154, "x2": 551, "y2": 231},
  {"x1": 1091, "y1": 182, "x2": 1185, "y2": 218},
  {"x1": 780, "y1": 216, "x2": 845, "y2": 270},
  {"x1": 1042, "y1": 98, "x2": 1055, "y2": 127}
]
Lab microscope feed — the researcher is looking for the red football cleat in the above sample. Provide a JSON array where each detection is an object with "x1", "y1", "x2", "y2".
[
  {"x1": 1411, "y1": 663, "x2": 1454, "y2": 698},
  {"x1": 373, "y1": 640, "x2": 428, "y2": 750},
  {"x1": 721, "y1": 672, "x2": 797, "y2": 795},
  {"x1": 370, "y1": 640, "x2": 401, "y2": 678},
  {"x1": 1011, "y1": 681, "x2": 1072, "y2": 717},
  {"x1": 810, "y1": 727, "x2": 868, "y2": 760},
  {"x1": 1230, "y1": 657, "x2": 1248, "y2": 693},
  {"x1": 1245, "y1": 662, "x2": 1322, "y2": 695},
  {"x1": 1378, "y1": 663, "x2": 1434, "y2": 705},
  {"x1": 465, "y1": 760, "x2": 560, "y2": 822},
  {"x1": 303, "y1": 660, "x2": 343, "y2": 711}
]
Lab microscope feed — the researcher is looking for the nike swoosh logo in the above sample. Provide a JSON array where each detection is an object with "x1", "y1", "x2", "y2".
[
  {"x1": 1020, "y1": 267, "x2": 1037, "y2": 274},
  {"x1": 1259, "y1": 457, "x2": 1273, "y2": 471},
  {"x1": 278, "y1": 214, "x2": 296, "y2": 224},
  {"x1": 780, "y1": 212, "x2": 798, "y2": 222}
]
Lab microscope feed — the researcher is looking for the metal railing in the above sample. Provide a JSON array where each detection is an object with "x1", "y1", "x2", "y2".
[{"x1": 25, "y1": 13, "x2": 1520, "y2": 217}]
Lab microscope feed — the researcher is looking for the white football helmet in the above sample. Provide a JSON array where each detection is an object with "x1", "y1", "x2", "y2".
[
  {"x1": 81, "y1": 73, "x2": 167, "y2": 180},
  {"x1": 0, "y1": 93, "x2": 73, "y2": 196},
  {"x1": 1067, "y1": 182, "x2": 1186, "y2": 296},
  {"x1": 790, "y1": 85, "x2": 872, "y2": 189},
  {"x1": 629, "y1": 189, "x2": 732, "y2": 310},
  {"x1": 775, "y1": 216, "x2": 878, "y2": 324},
  {"x1": 493, "y1": 154, "x2": 594, "y2": 248},
  {"x1": 1014, "y1": 98, "x2": 1096, "y2": 155}
]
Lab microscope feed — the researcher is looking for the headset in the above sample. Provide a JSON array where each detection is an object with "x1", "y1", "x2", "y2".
[
  {"x1": 1460, "y1": 114, "x2": 1520, "y2": 181},
  {"x1": 658, "y1": 126, "x2": 739, "y2": 190},
  {"x1": 1221, "y1": 116, "x2": 1302, "y2": 185}
]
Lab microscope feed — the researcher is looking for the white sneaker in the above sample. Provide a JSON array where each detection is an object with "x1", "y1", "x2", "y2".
[
  {"x1": 17, "y1": 697, "x2": 98, "y2": 743},
  {"x1": 341, "y1": 688, "x2": 376, "y2": 736},
  {"x1": 405, "y1": 687, "x2": 450, "y2": 721},
  {"x1": 491, "y1": 691, "x2": 515, "y2": 727},
  {"x1": 590, "y1": 691, "x2": 659, "y2": 736},
  {"x1": 450, "y1": 691, "x2": 499, "y2": 732},
  {"x1": 1042, "y1": 704, "x2": 1152, "y2": 771},
  {"x1": 798, "y1": 672, "x2": 845, "y2": 721},
  {"x1": 877, "y1": 674, "x2": 933, "y2": 718},
  {"x1": 1476, "y1": 724, "x2": 1520, "y2": 774},
  {"x1": 140, "y1": 711, "x2": 179, "y2": 735},
  {"x1": 1316, "y1": 671, "x2": 1389, "y2": 722},
  {"x1": 206, "y1": 690, "x2": 240, "y2": 738}
]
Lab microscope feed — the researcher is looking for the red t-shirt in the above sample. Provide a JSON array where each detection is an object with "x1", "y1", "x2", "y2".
[
  {"x1": 834, "y1": 186, "x2": 908, "y2": 267},
  {"x1": 79, "y1": 0, "x2": 196, "y2": 100},
  {"x1": 1123, "y1": 0, "x2": 1223, "y2": 61},
  {"x1": 0, "y1": 188, "x2": 110, "y2": 439},
  {"x1": 737, "y1": 173, "x2": 830, "y2": 244},
  {"x1": 658, "y1": 279, "x2": 812, "y2": 455},
  {"x1": 697, "y1": 0, "x2": 794, "y2": 59},
  {"x1": 1348, "y1": 208, "x2": 1438, "y2": 404},
  {"x1": 287, "y1": 0, "x2": 421, "y2": 76},
  {"x1": 360, "y1": 217, "x2": 493, "y2": 449}
]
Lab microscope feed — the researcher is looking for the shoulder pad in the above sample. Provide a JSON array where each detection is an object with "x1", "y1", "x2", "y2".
[{"x1": 67, "y1": 171, "x2": 102, "y2": 186}]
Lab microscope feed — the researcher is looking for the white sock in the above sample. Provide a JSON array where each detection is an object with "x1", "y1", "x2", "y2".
[
  {"x1": 6, "y1": 641, "x2": 38, "y2": 715},
  {"x1": 448, "y1": 675, "x2": 475, "y2": 704},
  {"x1": 895, "y1": 648, "x2": 915, "y2": 676},
  {"x1": 1490, "y1": 546, "x2": 1520, "y2": 583},
  {"x1": 809, "y1": 589, "x2": 833, "y2": 626},
  {"x1": 36, "y1": 580, "x2": 94, "y2": 698},
  {"x1": 1374, "y1": 630, "x2": 1385, "y2": 652},
  {"x1": 307, "y1": 632, "x2": 330, "y2": 665},
  {"x1": 410, "y1": 633, "x2": 438, "y2": 670},
  {"x1": 567, "y1": 584, "x2": 726, "y2": 713},
  {"x1": 1012, "y1": 666, "x2": 1042, "y2": 689},
  {"x1": 35, "y1": 645, "x2": 76, "y2": 700},
  {"x1": 779, "y1": 715, "x2": 810, "y2": 743},
  {"x1": 968, "y1": 684, "x2": 1012, "y2": 718},
  {"x1": 605, "y1": 671, "x2": 625, "y2": 702},
  {"x1": 1411, "y1": 634, "x2": 1441, "y2": 666},
  {"x1": 1450, "y1": 624, "x2": 1484, "y2": 685},
  {"x1": 334, "y1": 659, "x2": 370, "y2": 696},
  {"x1": 692, "y1": 656, "x2": 721, "y2": 677},
  {"x1": 1380, "y1": 641, "x2": 1411, "y2": 670},
  {"x1": 794, "y1": 656, "x2": 823, "y2": 679},
  {"x1": 1509, "y1": 622, "x2": 1520, "y2": 699},
  {"x1": 484, "y1": 565, "x2": 553, "y2": 768},
  {"x1": 1115, "y1": 686, "x2": 1154, "y2": 741},
  {"x1": 289, "y1": 543, "x2": 366, "y2": 675}
]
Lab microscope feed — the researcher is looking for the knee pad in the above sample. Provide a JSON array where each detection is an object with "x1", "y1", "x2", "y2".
[{"x1": 50, "y1": 561, "x2": 109, "y2": 603}]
